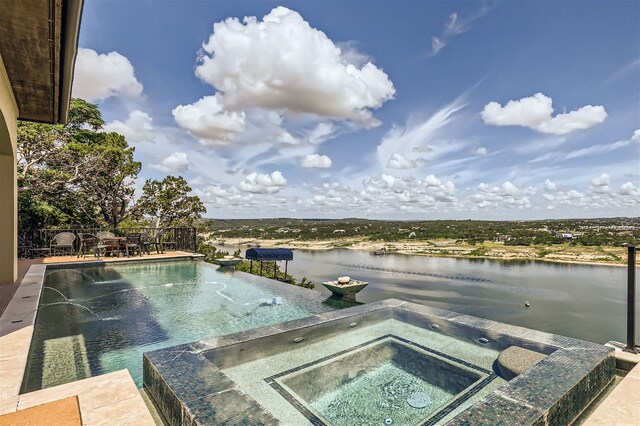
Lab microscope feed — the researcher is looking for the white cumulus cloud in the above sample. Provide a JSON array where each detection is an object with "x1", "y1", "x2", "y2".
[
  {"x1": 172, "y1": 95, "x2": 246, "y2": 146},
  {"x1": 501, "y1": 181, "x2": 520, "y2": 196},
  {"x1": 482, "y1": 93, "x2": 607, "y2": 135},
  {"x1": 239, "y1": 171, "x2": 287, "y2": 193},
  {"x1": 475, "y1": 147, "x2": 487, "y2": 156},
  {"x1": 104, "y1": 110, "x2": 155, "y2": 144},
  {"x1": 619, "y1": 182, "x2": 638, "y2": 196},
  {"x1": 387, "y1": 153, "x2": 418, "y2": 170},
  {"x1": 589, "y1": 173, "x2": 611, "y2": 194},
  {"x1": 72, "y1": 48, "x2": 143, "y2": 102},
  {"x1": 361, "y1": 174, "x2": 456, "y2": 205},
  {"x1": 194, "y1": 7, "x2": 395, "y2": 125},
  {"x1": 150, "y1": 152, "x2": 189, "y2": 173},
  {"x1": 544, "y1": 179, "x2": 558, "y2": 192},
  {"x1": 301, "y1": 154, "x2": 332, "y2": 168}
]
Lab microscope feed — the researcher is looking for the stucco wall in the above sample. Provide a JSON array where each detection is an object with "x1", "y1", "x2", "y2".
[{"x1": 0, "y1": 52, "x2": 18, "y2": 284}]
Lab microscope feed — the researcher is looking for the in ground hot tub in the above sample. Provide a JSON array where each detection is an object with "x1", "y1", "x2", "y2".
[
  {"x1": 144, "y1": 299, "x2": 614, "y2": 425},
  {"x1": 269, "y1": 336, "x2": 493, "y2": 425}
]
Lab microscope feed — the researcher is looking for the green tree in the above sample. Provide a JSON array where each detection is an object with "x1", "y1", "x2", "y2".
[
  {"x1": 134, "y1": 176, "x2": 205, "y2": 227},
  {"x1": 17, "y1": 98, "x2": 140, "y2": 229},
  {"x1": 73, "y1": 132, "x2": 141, "y2": 228}
]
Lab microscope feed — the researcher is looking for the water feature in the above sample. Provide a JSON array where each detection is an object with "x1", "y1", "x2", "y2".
[
  {"x1": 23, "y1": 260, "x2": 336, "y2": 392},
  {"x1": 45, "y1": 268, "x2": 95, "y2": 283},
  {"x1": 42, "y1": 287, "x2": 70, "y2": 301},
  {"x1": 37, "y1": 302, "x2": 104, "y2": 321},
  {"x1": 216, "y1": 245, "x2": 638, "y2": 344}
]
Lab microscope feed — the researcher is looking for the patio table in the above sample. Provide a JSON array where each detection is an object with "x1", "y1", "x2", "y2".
[{"x1": 100, "y1": 237, "x2": 126, "y2": 257}]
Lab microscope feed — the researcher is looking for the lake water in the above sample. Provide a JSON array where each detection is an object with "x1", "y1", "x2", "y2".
[{"x1": 218, "y1": 245, "x2": 638, "y2": 345}]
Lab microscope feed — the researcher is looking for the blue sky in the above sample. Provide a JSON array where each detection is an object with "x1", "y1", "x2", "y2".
[{"x1": 73, "y1": 0, "x2": 639, "y2": 219}]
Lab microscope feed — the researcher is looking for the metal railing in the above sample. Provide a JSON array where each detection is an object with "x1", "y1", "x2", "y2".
[
  {"x1": 627, "y1": 245, "x2": 637, "y2": 353},
  {"x1": 18, "y1": 226, "x2": 197, "y2": 255}
]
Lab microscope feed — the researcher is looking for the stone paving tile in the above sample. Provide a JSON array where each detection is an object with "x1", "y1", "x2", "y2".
[
  {"x1": 81, "y1": 392, "x2": 155, "y2": 426},
  {"x1": 0, "y1": 326, "x2": 33, "y2": 400},
  {"x1": 19, "y1": 370, "x2": 134, "y2": 411},
  {"x1": 0, "y1": 394, "x2": 19, "y2": 415},
  {"x1": 16, "y1": 370, "x2": 155, "y2": 426}
]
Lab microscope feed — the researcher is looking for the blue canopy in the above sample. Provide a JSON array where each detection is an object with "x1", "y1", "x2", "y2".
[{"x1": 245, "y1": 248, "x2": 293, "y2": 261}]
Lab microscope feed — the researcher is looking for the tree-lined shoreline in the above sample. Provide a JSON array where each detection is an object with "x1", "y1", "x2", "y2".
[
  {"x1": 210, "y1": 237, "x2": 637, "y2": 267},
  {"x1": 201, "y1": 217, "x2": 640, "y2": 267}
]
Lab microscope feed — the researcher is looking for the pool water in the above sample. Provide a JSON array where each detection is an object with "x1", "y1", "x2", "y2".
[
  {"x1": 22, "y1": 260, "x2": 335, "y2": 392},
  {"x1": 313, "y1": 363, "x2": 453, "y2": 425},
  {"x1": 281, "y1": 338, "x2": 484, "y2": 425}
]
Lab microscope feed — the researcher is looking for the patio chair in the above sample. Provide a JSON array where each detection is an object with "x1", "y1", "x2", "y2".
[
  {"x1": 147, "y1": 230, "x2": 164, "y2": 254},
  {"x1": 77, "y1": 233, "x2": 107, "y2": 259},
  {"x1": 161, "y1": 230, "x2": 177, "y2": 252},
  {"x1": 51, "y1": 232, "x2": 76, "y2": 256},
  {"x1": 125, "y1": 233, "x2": 142, "y2": 257},
  {"x1": 139, "y1": 232, "x2": 153, "y2": 255}
]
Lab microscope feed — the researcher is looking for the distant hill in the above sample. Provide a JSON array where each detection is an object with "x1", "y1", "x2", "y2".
[{"x1": 199, "y1": 217, "x2": 640, "y2": 247}]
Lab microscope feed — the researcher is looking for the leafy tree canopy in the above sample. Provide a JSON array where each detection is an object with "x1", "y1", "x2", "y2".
[
  {"x1": 17, "y1": 99, "x2": 181, "y2": 230},
  {"x1": 134, "y1": 176, "x2": 205, "y2": 227}
]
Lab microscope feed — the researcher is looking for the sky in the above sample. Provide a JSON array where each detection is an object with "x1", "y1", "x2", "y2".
[{"x1": 72, "y1": 0, "x2": 640, "y2": 220}]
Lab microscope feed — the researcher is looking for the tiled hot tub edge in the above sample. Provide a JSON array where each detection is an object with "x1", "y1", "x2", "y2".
[
  {"x1": 142, "y1": 301, "x2": 396, "y2": 425},
  {"x1": 446, "y1": 348, "x2": 614, "y2": 425},
  {"x1": 145, "y1": 300, "x2": 614, "y2": 426},
  {"x1": 143, "y1": 346, "x2": 279, "y2": 425}
]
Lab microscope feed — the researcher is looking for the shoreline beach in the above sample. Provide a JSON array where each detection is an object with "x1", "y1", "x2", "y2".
[{"x1": 209, "y1": 237, "x2": 637, "y2": 267}]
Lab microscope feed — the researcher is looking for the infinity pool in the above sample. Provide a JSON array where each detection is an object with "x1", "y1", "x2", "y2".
[{"x1": 22, "y1": 260, "x2": 336, "y2": 392}]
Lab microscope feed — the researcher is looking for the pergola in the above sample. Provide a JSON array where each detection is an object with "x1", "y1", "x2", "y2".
[{"x1": 245, "y1": 248, "x2": 293, "y2": 279}]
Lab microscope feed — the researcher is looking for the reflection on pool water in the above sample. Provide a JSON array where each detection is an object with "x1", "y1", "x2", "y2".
[{"x1": 22, "y1": 260, "x2": 335, "y2": 392}]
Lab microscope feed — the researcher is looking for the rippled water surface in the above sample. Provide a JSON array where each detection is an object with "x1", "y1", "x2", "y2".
[
  {"x1": 23, "y1": 261, "x2": 334, "y2": 391},
  {"x1": 23, "y1": 249, "x2": 638, "y2": 393},
  {"x1": 220, "y1": 245, "x2": 638, "y2": 345},
  {"x1": 313, "y1": 362, "x2": 453, "y2": 426}
]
